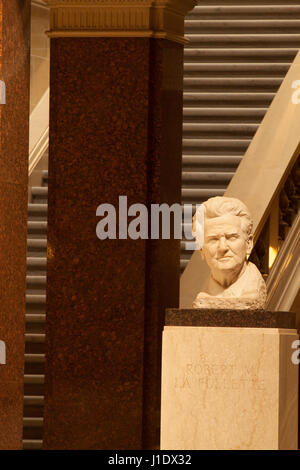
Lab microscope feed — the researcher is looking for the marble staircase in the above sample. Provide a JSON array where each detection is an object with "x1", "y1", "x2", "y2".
[
  {"x1": 23, "y1": 170, "x2": 48, "y2": 450},
  {"x1": 181, "y1": 0, "x2": 300, "y2": 272},
  {"x1": 22, "y1": 0, "x2": 300, "y2": 449}
]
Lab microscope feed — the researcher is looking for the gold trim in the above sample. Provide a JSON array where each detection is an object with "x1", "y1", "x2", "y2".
[
  {"x1": 43, "y1": 0, "x2": 197, "y2": 43},
  {"x1": 46, "y1": 29, "x2": 189, "y2": 44},
  {"x1": 31, "y1": 0, "x2": 48, "y2": 8}
]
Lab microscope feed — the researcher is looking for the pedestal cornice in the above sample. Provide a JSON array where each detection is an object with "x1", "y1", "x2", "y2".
[
  {"x1": 165, "y1": 309, "x2": 297, "y2": 329},
  {"x1": 44, "y1": 0, "x2": 197, "y2": 43}
]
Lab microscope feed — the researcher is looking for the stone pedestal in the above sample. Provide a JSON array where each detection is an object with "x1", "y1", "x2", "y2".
[
  {"x1": 0, "y1": 0, "x2": 30, "y2": 450},
  {"x1": 161, "y1": 310, "x2": 299, "y2": 450}
]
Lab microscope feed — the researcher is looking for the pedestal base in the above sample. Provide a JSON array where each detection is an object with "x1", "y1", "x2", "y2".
[{"x1": 161, "y1": 310, "x2": 299, "y2": 450}]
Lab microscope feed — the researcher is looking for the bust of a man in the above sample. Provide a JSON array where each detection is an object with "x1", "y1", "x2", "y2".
[{"x1": 192, "y1": 196, "x2": 267, "y2": 309}]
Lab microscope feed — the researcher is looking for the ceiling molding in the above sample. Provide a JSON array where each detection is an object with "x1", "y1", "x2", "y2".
[
  {"x1": 31, "y1": 0, "x2": 48, "y2": 8},
  {"x1": 43, "y1": 0, "x2": 197, "y2": 44}
]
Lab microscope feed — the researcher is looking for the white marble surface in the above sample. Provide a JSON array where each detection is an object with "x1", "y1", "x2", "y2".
[{"x1": 161, "y1": 326, "x2": 299, "y2": 450}]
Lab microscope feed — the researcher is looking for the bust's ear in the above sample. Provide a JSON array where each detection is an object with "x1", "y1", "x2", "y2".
[{"x1": 246, "y1": 234, "x2": 254, "y2": 256}]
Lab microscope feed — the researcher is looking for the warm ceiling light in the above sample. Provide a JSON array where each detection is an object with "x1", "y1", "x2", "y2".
[{"x1": 269, "y1": 246, "x2": 278, "y2": 269}]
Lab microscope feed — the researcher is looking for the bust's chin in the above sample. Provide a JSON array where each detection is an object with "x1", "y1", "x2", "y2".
[{"x1": 210, "y1": 260, "x2": 246, "y2": 287}]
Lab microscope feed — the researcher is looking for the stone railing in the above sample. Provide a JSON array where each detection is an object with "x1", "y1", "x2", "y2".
[
  {"x1": 249, "y1": 154, "x2": 300, "y2": 277},
  {"x1": 180, "y1": 49, "x2": 300, "y2": 308}
]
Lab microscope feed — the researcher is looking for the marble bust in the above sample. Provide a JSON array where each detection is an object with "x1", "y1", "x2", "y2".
[{"x1": 192, "y1": 196, "x2": 267, "y2": 309}]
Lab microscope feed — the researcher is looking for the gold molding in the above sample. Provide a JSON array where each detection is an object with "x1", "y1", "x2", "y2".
[
  {"x1": 43, "y1": 0, "x2": 197, "y2": 44},
  {"x1": 31, "y1": 0, "x2": 48, "y2": 7}
]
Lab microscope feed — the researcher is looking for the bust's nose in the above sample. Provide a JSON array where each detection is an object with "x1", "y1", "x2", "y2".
[{"x1": 217, "y1": 236, "x2": 228, "y2": 254}]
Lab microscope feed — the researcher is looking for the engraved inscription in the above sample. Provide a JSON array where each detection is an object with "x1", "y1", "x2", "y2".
[{"x1": 174, "y1": 360, "x2": 265, "y2": 392}]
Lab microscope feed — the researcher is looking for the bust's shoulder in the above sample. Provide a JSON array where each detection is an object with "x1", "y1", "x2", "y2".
[
  {"x1": 241, "y1": 262, "x2": 267, "y2": 298},
  {"x1": 245, "y1": 261, "x2": 265, "y2": 281}
]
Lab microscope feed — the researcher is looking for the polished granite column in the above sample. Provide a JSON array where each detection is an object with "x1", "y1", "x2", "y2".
[
  {"x1": 0, "y1": 0, "x2": 30, "y2": 449},
  {"x1": 42, "y1": 0, "x2": 197, "y2": 450}
]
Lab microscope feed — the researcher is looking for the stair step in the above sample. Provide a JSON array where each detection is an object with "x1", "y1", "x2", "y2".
[
  {"x1": 27, "y1": 257, "x2": 47, "y2": 268},
  {"x1": 26, "y1": 294, "x2": 46, "y2": 305},
  {"x1": 183, "y1": 107, "x2": 267, "y2": 119},
  {"x1": 23, "y1": 406, "x2": 44, "y2": 419},
  {"x1": 25, "y1": 339, "x2": 45, "y2": 353},
  {"x1": 31, "y1": 188, "x2": 48, "y2": 203},
  {"x1": 23, "y1": 428, "x2": 43, "y2": 441},
  {"x1": 184, "y1": 76, "x2": 282, "y2": 91},
  {"x1": 185, "y1": 19, "x2": 300, "y2": 33},
  {"x1": 182, "y1": 171, "x2": 234, "y2": 184},
  {"x1": 25, "y1": 325, "x2": 45, "y2": 337},
  {"x1": 184, "y1": 63, "x2": 290, "y2": 76},
  {"x1": 183, "y1": 122, "x2": 258, "y2": 137},
  {"x1": 27, "y1": 239, "x2": 47, "y2": 249},
  {"x1": 23, "y1": 417, "x2": 44, "y2": 427},
  {"x1": 180, "y1": 259, "x2": 189, "y2": 271},
  {"x1": 184, "y1": 47, "x2": 299, "y2": 62},
  {"x1": 25, "y1": 354, "x2": 45, "y2": 363},
  {"x1": 188, "y1": 5, "x2": 300, "y2": 19},
  {"x1": 31, "y1": 187, "x2": 48, "y2": 197},
  {"x1": 23, "y1": 440, "x2": 43, "y2": 450},
  {"x1": 25, "y1": 317, "x2": 46, "y2": 336},
  {"x1": 26, "y1": 275, "x2": 46, "y2": 287},
  {"x1": 24, "y1": 362, "x2": 45, "y2": 375},
  {"x1": 183, "y1": 92, "x2": 275, "y2": 106},
  {"x1": 182, "y1": 138, "x2": 251, "y2": 152},
  {"x1": 24, "y1": 395, "x2": 44, "y2": 406},
  {"x1": 25, "y1": 334, "x2": 45, "y2": 343},
  {"x1": 24, "y1": 375, "x2": 45, "y2": 384},
  {"x1": 182, "y1": 154, "x2": 242, "y2": 167},
  {"x1": 26, "y1": 314, "x2": 46, "y2": 323},
  {"x1": 27, "y1": 221, "x2": 47, "y2": 233},
  {"x1": 185, "y1": 33, "x2": 300, "y2": 46},
  {"x1": 24, "y1": 375, "x2": 45, "y2": 398},
  {"x1": 182, "y1": 187, "x2": 225, "y2": 202},
  {"x1": 28, "y1": 203, "x2": 48, "y2": 214}
]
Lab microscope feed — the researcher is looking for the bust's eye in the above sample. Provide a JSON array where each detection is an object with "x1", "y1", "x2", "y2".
[{"x1": 227, "y1": 235, "x2": 238, "y2": 240}]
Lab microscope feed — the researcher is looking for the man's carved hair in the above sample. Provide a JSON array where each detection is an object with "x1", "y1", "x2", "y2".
[{"x1": 193, "y1": 196, "x2": 253, "y2": 239}]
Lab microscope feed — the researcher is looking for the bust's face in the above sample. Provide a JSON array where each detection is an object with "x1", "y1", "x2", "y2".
[{"x1": 202, "y1": 214, "x2": 252, "y2": 276}]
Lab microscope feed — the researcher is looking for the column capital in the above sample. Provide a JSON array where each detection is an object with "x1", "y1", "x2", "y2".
[{"x1": 44, "y1": 0, "x2": 197, "y2": 43}]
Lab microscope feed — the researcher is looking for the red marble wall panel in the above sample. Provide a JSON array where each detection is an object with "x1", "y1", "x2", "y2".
[{"x1": 0, "y1": 0, "x2": 30, "y2": 449}]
